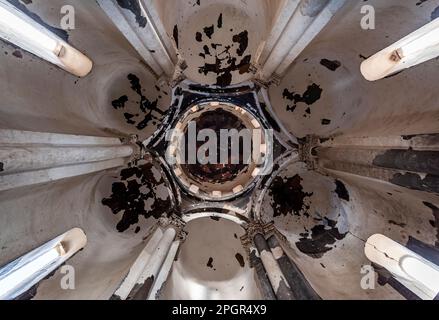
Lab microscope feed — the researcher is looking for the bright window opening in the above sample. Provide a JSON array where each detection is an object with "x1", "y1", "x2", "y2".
[
  {"x1": 361, "y1": 18, "x2": 439, "y2": 81},
  {"x1": 365, "y1": 234, "x2": 439, "y2": 300},
  {"x1": 0, "y1": 0, "x2": 92, "y2": 77},
  {"x1": 0, "y1": 228, "x2": 86, "y2": 300}
]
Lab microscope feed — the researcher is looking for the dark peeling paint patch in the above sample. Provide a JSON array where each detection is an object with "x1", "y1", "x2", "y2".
[
  {"x1": 432, "y1": 6, "x2": 439, "y2": 20},
  {"x1": 296, "y1": 218, "x2": 347, "y2": 258},
  {"x1": 217, "y1": 13, "x2": 223, "y2": 29},
  {"x1": 390, "y1": 173, "x2": 439, "y2": 194},
  {"x1": 174, "y1": 86, "x2": 183, "y2": 96},
  {"x1": 423, "y1": 201, "x2": 439, "y2": 246},
  {"x1": 199, "y1": 54, "x2": 251, "y2": 87},
  {"x1": 319, "y1": 137, "x2": 332, "y2": 143},
  {"x1": 203, "y1": 25, "x2": 214, "y2": 39},
  {"x1": 112, "y1": 74, "x2": 165, "y2": 130},
  {"x1": 388, "y1": 220, "x2": 407, "y2": 228},
  {"x1": 0, "y1": 162, "x2": 3, "y2": 172},
  {"x1": 210, "y1": 216, "x2": 221, "y2": 221},
  {"x1": 124, "y1": 113, "x2": 136, "y2": 124},
  {"x1": 232, "y1": 31, "x2": 248, "y2": 57},
  {"x1": 321, "y1": 119, "x2": 331, "y2": 125},
  {"x1": 207, "y1": 257, "x2": 214, "y2": 269},
  {"x1": 234, "y1": 233, "x2": 238, "y2": 239},
  {"x1": 12, "y1": 50, "x2": 22, "y2": 58},
  {"x1": 402, "y1": 133, "x2": 439, "y2": 141},
  {"x1": 235, "y1": 253, "x2": 245, "y2": 267},
  {"x1": 116, "y1": 0, "x2": 147, "y2": 28},
  {"x1": 416, "y1": 0, "x2": 429, "y2": 6},
  {"x1": 373, "y1": 149, "x2": 439, "y2": 176},
  {"x1": 203, "y1": 45, "x2": 211, "y2": 56},
  {"x1": 402, "y1": 135, "x2": 416, "y2": 140},
  {"x1": 134, "y1": 226, "x2": 141, "y2": 233},
  {"x1": 131, "y1": 275, "x2": 154, "y2": 300},
  {"x1": 196, "y1": 22, "x2": 251, "y2": 86},
  {"x1": 193, "y1": 0, "x2": 201, "y2": 6},
  {"x1": 269, "y1": 175, "x2": 313, "y2": 217},
  {"x1": 195, "y1": 32, "x2": 203, "y2": 42},
  {"x1": 195, "y1": 20, "x2": 252, "y2": 87},
  {"x1": 173, "y1": 25, "x2": 179, "y2": 49},
  {"x1": 335, "y1": 180, "x2": 350, "y2": 201},
  {"x1": 102, "y1": 162, "x2": 171, "y2": 232},
  {"x1": 287, "y1": 105, "x2": 297, "y2": 113},
  {"x1": 112, "y1": 95, "x2": 128, "y2": 109},
  {"x1": 8, "y1": 0, "x2": 69, "y2": 41},
  {"x1": 320, "y1": 59, "x2": 341, "y2": 71},
  {"x1": 283, "y1": 83, "x2": 322, "y2": 113}
]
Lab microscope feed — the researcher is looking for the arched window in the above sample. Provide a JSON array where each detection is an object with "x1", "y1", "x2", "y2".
[
  {"x1": 0, "y1": 1, "x2": 92, "y2": 77},
  {"x1": 365, "y1": 234, "x2": 439, "y2": 300},
  {"x1": 361, "y1": 18, "x2": 439, "y2": 81},
  {"x1": 0, "y1": 228, "x2": 87, "y2": 300}
]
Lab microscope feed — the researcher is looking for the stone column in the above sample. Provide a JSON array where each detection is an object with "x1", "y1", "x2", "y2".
[{"x1": 0, "y1": 129, "x2": 135, "y2": 191}]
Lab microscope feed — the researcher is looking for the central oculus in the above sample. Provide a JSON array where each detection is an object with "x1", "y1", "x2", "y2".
[{"x1": 166, "y1": 101, "x2": 268, "y2": 200}]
